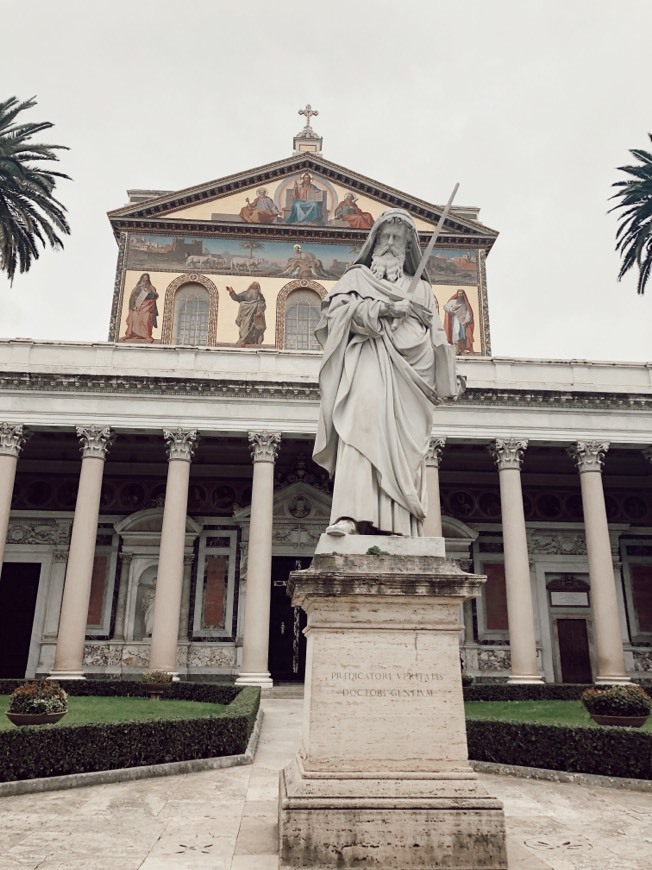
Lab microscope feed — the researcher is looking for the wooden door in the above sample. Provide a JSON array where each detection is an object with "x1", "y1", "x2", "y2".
[{"x1": 556, "y1": 618, "x2": 593, "y2": 683}]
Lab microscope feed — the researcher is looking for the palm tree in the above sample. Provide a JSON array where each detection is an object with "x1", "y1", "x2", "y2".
[
  {"x1": 610, "y1": 134, "x2": 652, "y2": 295},
  {"x1": 240, "y1": 240, "x2": 264, "y2": 261},
  {"x1": 0, "y1": 96, "x2": 70, "y2": 284}
]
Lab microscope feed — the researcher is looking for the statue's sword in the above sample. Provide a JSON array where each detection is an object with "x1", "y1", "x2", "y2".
[{"x1": 392, "y1": 182, "x2": 460, "y2": 330}]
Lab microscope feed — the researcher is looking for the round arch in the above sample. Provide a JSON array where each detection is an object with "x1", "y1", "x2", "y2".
[
  {"x1": 275, "y1": 279, "x2": 327, "y2": 349},
  {"x1": 160, "y1": 273, "x2": 219, "y2": 346}
]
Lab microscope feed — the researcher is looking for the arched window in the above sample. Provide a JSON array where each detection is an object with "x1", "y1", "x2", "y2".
[
  {"x1": 284, "y1": 289, "x2": 322, "y2": 351},
  {"x1": 173, "y1": 283, "x2": 210, "y2": 345}
]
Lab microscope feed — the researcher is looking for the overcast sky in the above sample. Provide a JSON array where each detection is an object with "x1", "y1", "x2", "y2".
[{"x1": 0, "y1": 0, "x2": 649, "y2": 363}]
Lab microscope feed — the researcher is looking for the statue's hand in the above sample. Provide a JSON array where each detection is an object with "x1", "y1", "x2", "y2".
[{"x1": 385, "y1": 300, "x2": 411, "y2": 319}]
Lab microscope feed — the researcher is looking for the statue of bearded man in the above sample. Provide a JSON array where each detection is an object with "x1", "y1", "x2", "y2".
[{"x1": 313, "y1": 208, "x2": 461, "y2": 537}]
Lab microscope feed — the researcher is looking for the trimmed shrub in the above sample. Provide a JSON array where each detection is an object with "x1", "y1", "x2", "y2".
[
  {"x1": 0, "y1": 683, "x2": 260, "y2": 783},
  {"x1": 8, "y1": 680, "x2": 67, "y2": 714},
  {"x1": 581, "y1": 684, "x2": 652, "y2": 717},
  {"x1": 467, "y1": 719, "x2": 652, "y2": 780}
]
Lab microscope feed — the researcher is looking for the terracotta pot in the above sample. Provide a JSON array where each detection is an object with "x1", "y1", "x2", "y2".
[
  {"x1": 590, "y1": 713, "x2": 649, "y2": 728},
  {"x1": 6, "y1": 710, "x2": 67, "y2": 726}
]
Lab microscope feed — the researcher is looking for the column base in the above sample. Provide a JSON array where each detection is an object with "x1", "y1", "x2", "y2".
[
  {"x1": 594, "y1": 675, "x2": 631, "y2": 685},
  {"x1": 280, "y1": 756, "x2": 507, "y2": 869},
  {"x1": 47, "y1": 671, "x2": 86, "y2": 681},
  {"x1": 235, "y1": 672, "x2": 274, "y2": 688},
  {"x1": 507, "y1": 674, "x2": 545, "y2": 685}
]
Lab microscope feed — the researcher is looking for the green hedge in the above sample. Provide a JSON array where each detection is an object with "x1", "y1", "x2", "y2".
[
  {"x1": 0, "y1": 683, "x2": 260, "y2": 783},
  {"x1": 0, "y1": 679, "x2": 240, "y2": 704},
  {"x1": 466, "y1": 684, "x2": 593, "y2": 701},
  {"x1": 467, "y1": 719, "x2": 652, "y2": 780}
]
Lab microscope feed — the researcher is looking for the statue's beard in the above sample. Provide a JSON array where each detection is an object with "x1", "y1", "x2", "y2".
[{"x1": 370, "y1": 241, "x2": 407, "y2": 283}]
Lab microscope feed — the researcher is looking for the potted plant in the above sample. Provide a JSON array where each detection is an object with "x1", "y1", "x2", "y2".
[
  {"x1": 141, "y1": 670, "x2": 173, "y2": 700},
  {"x1": 581, "y1": 683, "x2": 651, "y2": 727},
  {"x1": 6, "y1": 680, "x2": 68, "y2": 726}
]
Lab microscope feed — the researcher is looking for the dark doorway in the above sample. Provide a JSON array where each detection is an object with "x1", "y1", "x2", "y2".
[
  {"x1": 557, "y1": 618, "x2": 593, "y2": 683},
  {"x1": 0, "y1": 562, "x2": 41, "y2": 678},
  {"x1": 268, "y1": 556, "x2": 309, "y2": 682}
]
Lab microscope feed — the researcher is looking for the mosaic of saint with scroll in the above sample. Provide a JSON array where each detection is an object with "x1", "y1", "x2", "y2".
[{"x1": 313, "y1": 208, "x2": 462, "y2": 538}]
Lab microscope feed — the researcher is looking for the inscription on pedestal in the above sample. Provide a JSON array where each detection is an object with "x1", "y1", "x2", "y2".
[{"x1": 330, "y1": 669, "x2": 445, "y2": 699}]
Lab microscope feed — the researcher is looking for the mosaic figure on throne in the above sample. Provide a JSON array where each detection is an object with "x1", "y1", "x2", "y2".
[{"x1": 286, "y1": 172, "x2": 327, "y2": 225}]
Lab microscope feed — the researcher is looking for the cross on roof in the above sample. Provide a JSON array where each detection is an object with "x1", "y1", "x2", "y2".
[{"x1": 298, "y1": 103, "x2": 319, "y2": 129}]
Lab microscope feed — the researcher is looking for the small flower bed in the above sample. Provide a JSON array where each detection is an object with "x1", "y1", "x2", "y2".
[
  {"x1": 141, "y1": 670, "x2": 173, "y2": 683},
  {"x1": 8, "y1": 681, "x2": 68, "y2": 715},
  {"x1": 581, "y1": 684, "x2": 652, "y2": 717}
]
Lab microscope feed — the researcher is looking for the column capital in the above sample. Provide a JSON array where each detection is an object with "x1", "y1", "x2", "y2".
[
  {"x1": 76, "y1": 425, "x2": 115, "y2": 460},
  {"x1": 249, "y1": 431, "x2": 281, "y2": 463},
  {"x1": 487, "y1": 438, "x2": 528, "y2": 471},
  {"x1": 0, "y1": 422, "x2": 29, "y2": 458},
  {"x1": 567, "y1": 440, "x2": 609, "y2": 474},
  {"x1": 426, "y1": 437, "x2": 446, "y2": 468},
  {"x1": 163, "y1": 428, "x2": 198, "y2": 462}
]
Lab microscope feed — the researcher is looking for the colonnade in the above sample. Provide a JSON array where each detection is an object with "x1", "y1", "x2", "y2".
[{"x1": 0, "y1": 423, "x2": 637, "y2": 685}]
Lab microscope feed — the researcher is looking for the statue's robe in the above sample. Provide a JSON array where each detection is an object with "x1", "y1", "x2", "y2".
[
  {"x1": 313, "y1": 265, "x2": 456, "y2": 535},
  {"x1": 232, "y1": 287, "x2": 266, "y2": 345}
]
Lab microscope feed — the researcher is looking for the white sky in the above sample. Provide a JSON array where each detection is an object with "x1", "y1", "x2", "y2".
[{"x1": 0, "y1": 0, "x2": 649, "y2": 363}]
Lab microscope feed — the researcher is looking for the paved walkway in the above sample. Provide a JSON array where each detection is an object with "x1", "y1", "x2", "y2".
[{"x1": 0, "y1": 699, "x2": 650, "y2": 868}]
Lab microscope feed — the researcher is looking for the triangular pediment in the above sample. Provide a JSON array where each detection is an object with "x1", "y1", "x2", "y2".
[
  {"x1": 108, "y1": 154, "x2": 497, "y2": 247},
  {"x1": 233, "y1": 481, "x2": 331, "y2": 524}
]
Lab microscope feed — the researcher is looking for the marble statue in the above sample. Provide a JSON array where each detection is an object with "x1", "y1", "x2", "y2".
[
  {"x1": 142, "y1": 579, "x2": 157, "y2": 636},
  {"x1": 313, "y1": 208, "x2": 461, "y2": 537}
]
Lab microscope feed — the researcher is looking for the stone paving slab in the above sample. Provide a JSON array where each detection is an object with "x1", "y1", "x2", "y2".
[{"x1": 0, "y1": 698, "x2": 650, "y2": 869}]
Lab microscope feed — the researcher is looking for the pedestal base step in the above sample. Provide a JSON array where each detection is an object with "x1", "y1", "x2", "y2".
[{"x1": 279, "y1": 763, "x2": 507, "y2": 869}]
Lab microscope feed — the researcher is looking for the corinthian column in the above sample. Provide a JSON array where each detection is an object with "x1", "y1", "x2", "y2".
[
  {"x1": 567, "y1": 441, "x2": 629, "y2": 683},
  {"x1": 0, "y1": 423, "x2": 29, "y2": 570},
  {"x1": 423, "y1": 437, "x2": 445, "y2": 538},
  {"x1": 51, "y1": 426, "x2": 114, "y2": 679},
  {"x1": 236, "y1": 431, "x2": 281, "y2": 688},
  {"x1": 149, "y1": 429, "x2": 198, "y2": 674},
  {"x1": 488, "y1": 438, "x2": 543, "y2": 684}
]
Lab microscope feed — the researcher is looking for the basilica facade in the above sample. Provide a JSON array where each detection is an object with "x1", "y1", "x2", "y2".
[{"x1": 0, "y1": 117, "x2": 650, "y2": 686}]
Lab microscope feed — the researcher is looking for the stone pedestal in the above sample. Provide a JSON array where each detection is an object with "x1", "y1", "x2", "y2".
[{"x1": 279, "y1": 539, "x2": 507, "y2": 869}]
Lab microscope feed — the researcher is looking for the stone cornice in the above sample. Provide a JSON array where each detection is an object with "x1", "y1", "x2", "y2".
[
  {"x1": 107, "y1": 216, "x2": 494, "y2": 251},
  {"x1": 1, "y1": 370, "x2": 651, "y2": 412}
]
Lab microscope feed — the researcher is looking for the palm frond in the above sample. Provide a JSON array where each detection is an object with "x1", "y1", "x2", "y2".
[
  {"x1": 0, "y1": 96, "x2": 71, "y2": 284},
  {"x1": 610, "y1": 134, "x2": 652, "y2": 294}
]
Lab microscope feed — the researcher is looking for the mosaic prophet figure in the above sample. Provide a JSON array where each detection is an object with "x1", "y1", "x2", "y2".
[
  {"x1": 122, "y1": 273, "x2": 159, "y2": 343},
  {"x1": 227, "y1": 282, "x2": 267, "y2": 346}
]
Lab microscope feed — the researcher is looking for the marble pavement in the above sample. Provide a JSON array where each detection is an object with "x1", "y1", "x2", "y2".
[{"x1": 0, "y1": 698, "x2": 649, "y2": 869}]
